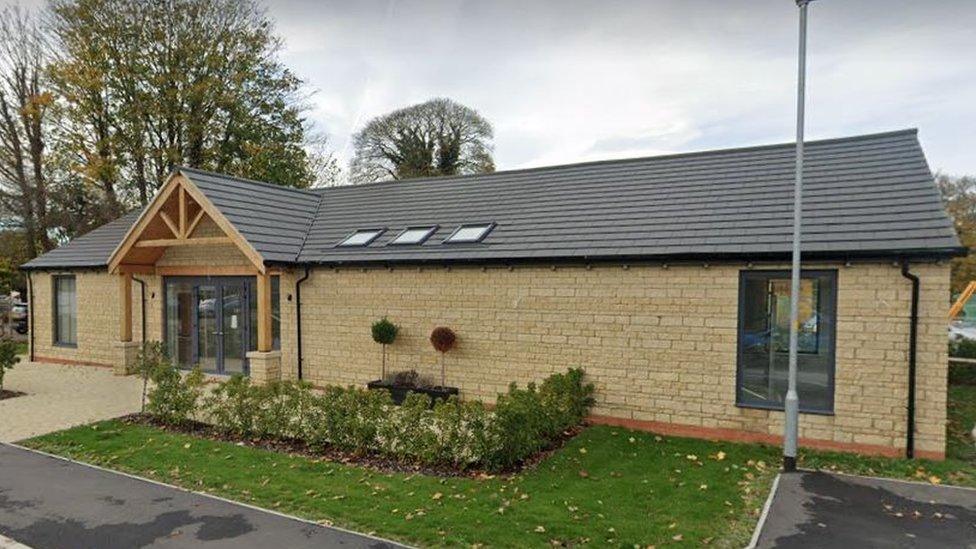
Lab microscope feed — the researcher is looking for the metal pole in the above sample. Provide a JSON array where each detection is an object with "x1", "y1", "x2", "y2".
[{"x1": 784, "y1": 0, "x2": 812, "y2": 474}]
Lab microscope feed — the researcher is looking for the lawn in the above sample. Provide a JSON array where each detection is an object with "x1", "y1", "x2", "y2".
[
  {"x1": 25, "y1": 421, "x2": 779, "y2": 547},
  {"x1": 23, "y1": 408, "x2": 976, "y2": 549}
]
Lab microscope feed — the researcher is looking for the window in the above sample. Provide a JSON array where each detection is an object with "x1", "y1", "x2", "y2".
[
  {"x1": 444, "y1": 223, "x2": 494, "y2": 243},
  {"x1": 53, "y1": 275, "x2": 77, "y2": 346},
  {"x1": 390, "y1": 226, "x2": 437, "y2": 245},
  {"x1": 736, "y1": 270, "x2": 836, "y2": 413},
  {"x1": 337, "y1": 229, "x2": 384, "y2": 247}
]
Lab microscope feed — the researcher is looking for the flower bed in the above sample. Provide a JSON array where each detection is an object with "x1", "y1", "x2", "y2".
[{"x1": 143, "y1": 359, "x2": 595, "y2": 472}]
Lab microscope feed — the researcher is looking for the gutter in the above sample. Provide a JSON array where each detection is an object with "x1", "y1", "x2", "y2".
[
  {"x1": 133, "y1": 276, "x2": 147, "y2": 344},
  {"x1": 900, "y1": 259, "x2": 919, "y2": 459},
  {"x1": 295, "y1": 266, "x2": 311, "y2": 380}
]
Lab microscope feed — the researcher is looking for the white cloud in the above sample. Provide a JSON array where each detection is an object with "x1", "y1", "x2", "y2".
[{"x1": 9, "y1": 0, "x2": 974, "y2": 173}]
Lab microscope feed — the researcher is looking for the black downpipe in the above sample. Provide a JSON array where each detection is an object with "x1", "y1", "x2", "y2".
[
  {"x1": 27, "y1": 271, "x2": 34, "y2": 362},
  {"x1": 133, "y1": 276, "x2": 147, "y2": 345},
  {"x1": 295, "y1": 266, "x2": 311, "y2": 380},
  {"x1": 900, "y1": 259, "x2": 919, "y2": 459}
]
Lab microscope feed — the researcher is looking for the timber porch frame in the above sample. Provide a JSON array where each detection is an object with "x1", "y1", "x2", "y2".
[{"x1": 108, "y1": 174, "x2": 277, "y2": 353}]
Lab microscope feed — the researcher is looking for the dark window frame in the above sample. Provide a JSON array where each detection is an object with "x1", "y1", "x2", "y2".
[
  {"x1": 443, "y1": 222, "x2": 496, "y2": 244},
  {"x1": 734, "y1": 269, "x2": 838, "y2": 415},
  {"x1": 52, "y1": 274, "x2": 77, "y2": 348}
]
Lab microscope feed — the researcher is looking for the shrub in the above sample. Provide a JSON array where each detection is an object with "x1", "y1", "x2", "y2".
[
  {"x1": 371, "y1": 317, "x2": 398, "y2": 379},
  {"x1": 949, "y1": 338, "x2": 976, "y2": 359},
  {"x1": 189, "y1": 367, "x2": 594, "y2": 471},
  {"x1": 135, "y1": 342, "x2": 169, "y2": 412},
  {"x1": 145, "y1": 361, "x2": 205, "y2": 427},
  {"x1": 429, "y1": 326, "x2": 456, "y2": 353},
  {"x1": 253, "y1": 380, "x2": 316, "y2": 439},
  {"x1": 307, "y1": 386, "x2": 391, "y2": 454},
  {"x1": 0, "y1": 338, "x2": 20, "y2": 392},
  {"x1": 203, "y1": 374, "x2": 260, "y2": 435},
  {"x1": 383, "y1": 369, "x2": 435, "y2": 388}
]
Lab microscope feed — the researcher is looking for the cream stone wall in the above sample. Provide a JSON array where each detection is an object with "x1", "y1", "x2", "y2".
[
  {"x1": 292, "y1": 261, "x2": 949, "y2": 457},
  {"x1": 30, "y1": 258, "x2": 950, "y2": 457},
  {"x1": 30, "y1": 271, "x2": 161, "y2": 366}
]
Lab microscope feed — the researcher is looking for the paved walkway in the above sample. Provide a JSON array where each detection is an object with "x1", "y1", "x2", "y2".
[
  {"x1": 0, "y1": 361, "x2": 143, "y2": 442},
  {"x1": 0, "y1": 444, "x2": 403, "y2": 548},
  {"x1": 754, "y1": 471, "x2": 976, "y2": 548}
]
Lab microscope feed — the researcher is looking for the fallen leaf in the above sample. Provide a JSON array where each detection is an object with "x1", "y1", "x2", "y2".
[
  {"x1": 672, "y1": 534, "x2": 683, "y2": 541},
  {"x1": 579, "y1": 470, "x2": 590, "y2": 478},
  {"x1": 535, "y1": 526, "x2": 546, "y2": 533},
  {"x1": 432, "y1": 492, "x2": 443, "y2": 500},
  {"x1": 716, "y1": 451, "x2": 726, "y2": 461}
]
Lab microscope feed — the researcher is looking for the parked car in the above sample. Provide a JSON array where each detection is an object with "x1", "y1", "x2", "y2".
[
  {"x1": 15, "y1": 317, "x2": 27, "y2": 335},
  {"x1": 10, "y1": 302, "x2": 27, "y2": 321}
]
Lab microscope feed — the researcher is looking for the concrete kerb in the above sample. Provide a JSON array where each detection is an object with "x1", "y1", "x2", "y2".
[{"x1": 746, "y1": 472, "x2": 781, "y2": 549}]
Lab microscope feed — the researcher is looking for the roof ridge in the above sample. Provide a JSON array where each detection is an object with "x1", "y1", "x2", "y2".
[
  {"x1": 295, "y1": 191, "x2": 327, "y2": 261},
  {"x1": 176, "y1": 166, "x2": 323, "y2": 197},
  {"x1": 316, "y1": 128, "x2": 920, "y2": 192}
]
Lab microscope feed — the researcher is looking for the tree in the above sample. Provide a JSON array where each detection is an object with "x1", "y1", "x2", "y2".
[
  {"x1": 351, "y1": 98, "x2": 494, "y2": 183},
  {"x1": 47, "y1": 0, "x2": 332, "y2": 221},
  {"x1": 937, "y1": 173, "x2": 976, "y2": 294},
  {"x1": 0, "y1": 7, "x2": 55, "y2": 258}
]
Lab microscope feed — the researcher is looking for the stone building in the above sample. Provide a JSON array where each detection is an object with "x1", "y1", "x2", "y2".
[{"x1": 22, "y1": 129, "x2": 962, "y2": 459}]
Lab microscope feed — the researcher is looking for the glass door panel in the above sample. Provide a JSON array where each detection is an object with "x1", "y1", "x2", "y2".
[
  {"x1": 165, "y1": 280, "x2": 194, "y2": 367},
  {"x1": 196, "y1": 285, "x2": 219, "y2": 372},
  {"x1": 221, "y1": 284, "x2": 246, "y2": 375}
]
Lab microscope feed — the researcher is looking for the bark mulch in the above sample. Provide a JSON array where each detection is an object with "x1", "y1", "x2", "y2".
[{"x1": 120, "y1": 413, "x2": 583, "y2": 478}]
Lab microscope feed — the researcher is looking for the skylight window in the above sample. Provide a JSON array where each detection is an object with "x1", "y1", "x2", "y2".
[
  {"x1": 390, "y1": 226, "x2": 438, "y2": 245},
  {"x1": 337, "y1": 229, "x2": 384, "y2": 247},
  {"x1": 444, "y1": 223, "x2": 495, "y2": 244}
]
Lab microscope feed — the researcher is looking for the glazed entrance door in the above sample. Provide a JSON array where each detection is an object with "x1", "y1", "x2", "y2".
[{"x1": 166, "y1": 277, "x2": 250, "y2": 375}]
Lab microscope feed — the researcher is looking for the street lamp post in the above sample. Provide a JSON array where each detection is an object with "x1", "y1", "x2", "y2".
[{"x1": 784, "y1": 0, "x2": 814, "y2": 474}]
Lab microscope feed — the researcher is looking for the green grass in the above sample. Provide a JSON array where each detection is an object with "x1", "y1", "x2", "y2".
[
  {"x1": 21, "y1": 385, "x2": 976, "y2": 547},
  {"x1": 25, "y1": 422, "x2": 778, "y2": 547}
]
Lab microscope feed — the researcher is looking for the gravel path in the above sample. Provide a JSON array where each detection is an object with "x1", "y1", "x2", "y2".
[{"x1": 0, "y1": 360, "x2": 142, "y2": 442}]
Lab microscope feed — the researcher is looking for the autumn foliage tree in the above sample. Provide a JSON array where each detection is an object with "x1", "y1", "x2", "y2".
[{"x1": 937, "y1": 173, "x2": 976, "y2": 295}]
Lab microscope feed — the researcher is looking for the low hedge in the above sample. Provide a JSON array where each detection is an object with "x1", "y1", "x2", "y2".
[{"x1": 147, "y1": 363, "x2": 595, "y2": 471}]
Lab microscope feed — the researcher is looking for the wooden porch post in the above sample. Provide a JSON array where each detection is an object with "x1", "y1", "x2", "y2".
[
  {"x1": 256, "y1": 271, "x2": 272, "y2": 352},
  {"x1": 119, "y1": 272, "x2": 133, "y2": 342}
]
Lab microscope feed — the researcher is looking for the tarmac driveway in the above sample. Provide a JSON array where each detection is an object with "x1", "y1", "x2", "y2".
[
  {"x1": 754, "y1": 470, "x2": 976, "y2": 548},
  {"x1": 0, "y1": 444, "x2": 403, "y2": 548}
]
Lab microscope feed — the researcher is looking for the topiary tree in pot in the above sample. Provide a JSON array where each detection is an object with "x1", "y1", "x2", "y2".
[
  {"x1": 371, "y1": 317, "x2": 398, "y2": 380},
  {"x1": 429, "y1": 326, "x2": 456, "y2": 388}
]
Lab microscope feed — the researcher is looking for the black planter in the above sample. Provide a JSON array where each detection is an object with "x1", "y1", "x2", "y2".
[{"x1": 367, "y1": 380, "x2": 459, "y2": 406}]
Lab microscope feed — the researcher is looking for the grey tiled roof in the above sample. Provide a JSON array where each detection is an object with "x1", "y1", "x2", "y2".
[
  {"x1": 298, "y1": 129, "x2": 961, "y2": 263},
  {"x1": 21, "y1": 209, "x2": 144, "y2": 270},
  {"x1": 21, "y1": 129, "x2": 963, "y2": 271},
  {"x1": 180, "y1": 167, "x2": 322, "y2": 263}
]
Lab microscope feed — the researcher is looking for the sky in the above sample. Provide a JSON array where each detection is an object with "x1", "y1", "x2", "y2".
[{"x1": 264, "y1": 0, "x2": 976, "y2": 177}]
